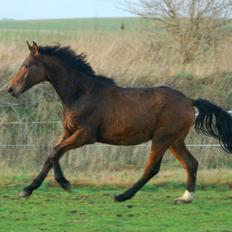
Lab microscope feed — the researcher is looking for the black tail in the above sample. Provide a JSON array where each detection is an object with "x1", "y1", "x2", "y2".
[{"x1": 193, "y1": 99, "x2": 232, "y2": 153}]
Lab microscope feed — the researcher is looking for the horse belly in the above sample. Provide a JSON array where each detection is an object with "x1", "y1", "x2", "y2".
[{"x1": 98, "y1": 123, "x2": 154, "y2": 145}]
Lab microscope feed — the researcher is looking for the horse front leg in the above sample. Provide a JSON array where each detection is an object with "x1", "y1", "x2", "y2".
[
  {"x1": 53, "y1": 131, "x2": 72, "y2": 191},
  {"x1": 53, "y1": 162, "x2": 71, "y2": 191},
  {"x1": 19, "y1": 129, "x2": 93, "y2": 197}
]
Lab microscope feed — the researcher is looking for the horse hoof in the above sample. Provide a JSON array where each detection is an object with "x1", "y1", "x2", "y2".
[
  {"x1": 62, "y1": 182, "x2": 72, "y2": 192},
  {"x1": 114, "y1": 194, "x2": 130, "y2": 202},
  {"x1": 114, "y1": 195, "x2": 125, "y2": 202},
  {"x1": 19, "y1": 190, "x2": 32, "y2": 198},
  {"x1": 174, "y1": 198, "x2": 192, "y2": 204}
]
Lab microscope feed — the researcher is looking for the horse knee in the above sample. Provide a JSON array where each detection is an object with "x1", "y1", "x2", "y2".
[
  {"x1": 48, "y1": 147, "x2": 62, "y2": 164},
  {"x1": 42, "y1": 157, "x2": 53, "y2": 169}
]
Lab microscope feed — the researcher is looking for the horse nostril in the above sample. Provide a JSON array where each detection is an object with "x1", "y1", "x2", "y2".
[
  {"x1": 8, "y1": 87, "x2": 13, "y2": 93},
  {"x1": 8, "y1": 87, "x2": 16, "y2": 97}
]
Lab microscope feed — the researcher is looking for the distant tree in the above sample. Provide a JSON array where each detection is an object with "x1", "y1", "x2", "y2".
[{"x1": 125, "y1": 0, "x2": 232, "y2": 64}]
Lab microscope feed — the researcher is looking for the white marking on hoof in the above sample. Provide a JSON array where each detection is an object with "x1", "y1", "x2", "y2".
[
  {"x1": 19, "y1": 190, "x2": 31, "y2": 198},
  {"x1": 175, "y1": 190, "x2": 193, "y2": 204}
]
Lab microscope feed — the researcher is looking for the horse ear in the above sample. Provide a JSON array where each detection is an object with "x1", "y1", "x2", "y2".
[
  {"x1": 26, "y1": 41, "x2": 33, "y2": 52},
  {"x1": 32, "y1": 41, "x2": 39, "y2": 56}
]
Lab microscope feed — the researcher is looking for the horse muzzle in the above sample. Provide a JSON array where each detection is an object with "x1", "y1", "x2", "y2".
[{"x1": 7, "y1": 86, "x2": 20, "y2": 98}]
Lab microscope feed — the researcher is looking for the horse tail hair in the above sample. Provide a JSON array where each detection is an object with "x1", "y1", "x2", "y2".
[{"x1": 193, "y1": 98, "x2": 232, "y2": 153}]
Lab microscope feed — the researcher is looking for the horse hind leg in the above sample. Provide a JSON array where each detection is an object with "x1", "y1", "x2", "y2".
[
  {"x1": 114, "y1": 147, "x2": 164, "y2": 202},
  {"x1": 169, "y1": 139, "x2": 198, "y2": 204},
  {"x1": 114, "y1": 129, "x2": 177, "y2": 202}
]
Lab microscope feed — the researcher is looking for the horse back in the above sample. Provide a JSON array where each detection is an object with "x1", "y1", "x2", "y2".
[{"x1": 96, "y1": 86, "x2": 195, "y2": 145}]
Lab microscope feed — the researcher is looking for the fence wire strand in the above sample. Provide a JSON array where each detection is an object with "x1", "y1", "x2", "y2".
[{"x1": 0, "y1": 110, "x2": 231, "y2": 148}]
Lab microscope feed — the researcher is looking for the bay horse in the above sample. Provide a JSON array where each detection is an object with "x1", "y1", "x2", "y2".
[{"x1": 8, "y1": 41, "x2": 232, "y2": 203}]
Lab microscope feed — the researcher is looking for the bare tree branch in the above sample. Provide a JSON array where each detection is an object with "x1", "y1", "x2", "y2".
[{"x1": 124, "y1": 0, "x2": 232, "y2": 64}]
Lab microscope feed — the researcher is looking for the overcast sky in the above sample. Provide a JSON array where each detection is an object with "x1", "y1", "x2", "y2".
[{"x1": 0, "y1": 0, "x2": 134, "y2": 20}]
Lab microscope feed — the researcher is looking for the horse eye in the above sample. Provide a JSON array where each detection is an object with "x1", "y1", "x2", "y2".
[{"x1": 25, "y1": 65, "x2": 31, "y2": 68}]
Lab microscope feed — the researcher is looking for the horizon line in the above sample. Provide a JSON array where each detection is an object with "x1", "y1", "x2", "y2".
[{"x1": 1, "y1": 16, "x2": 138, "y2": 22}]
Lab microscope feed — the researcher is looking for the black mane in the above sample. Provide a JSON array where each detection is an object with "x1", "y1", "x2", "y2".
[{"x1": 38, "y1": 45, "x2": 115, "y2": 85}]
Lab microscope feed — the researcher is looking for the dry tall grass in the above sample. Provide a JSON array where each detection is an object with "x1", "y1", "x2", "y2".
[{"x1": 0, "y1": 26, "x2": 232, "y2": 178}]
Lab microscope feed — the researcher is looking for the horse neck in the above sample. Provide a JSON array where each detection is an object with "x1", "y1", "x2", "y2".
[{"x1": 42, "y1": 55, "x2": 98, "y2": 105}]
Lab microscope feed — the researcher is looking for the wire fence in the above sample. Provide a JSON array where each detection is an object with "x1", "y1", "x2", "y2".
[
  {"x1": 0, "y1": 110, "x2": 231, "y2": 148},
  {"x1": 1, "y1": 118, "x2": 232, "y2": 171}
]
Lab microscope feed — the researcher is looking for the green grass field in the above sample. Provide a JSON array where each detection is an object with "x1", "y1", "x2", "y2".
[
  {"x1": 0, "y1": 184, "x2": 232, "y2": 232},
  {"x1": 0, "y1": 17, "x2": 140, "y2": 45},
  {"x1": 0, "y1": 18, "x2": 140, "y2": 31}
]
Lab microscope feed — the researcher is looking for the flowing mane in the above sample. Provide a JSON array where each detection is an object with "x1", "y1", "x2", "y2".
[{"x1": 38, "y1": 45, "x2": 115, "y2": 85}]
